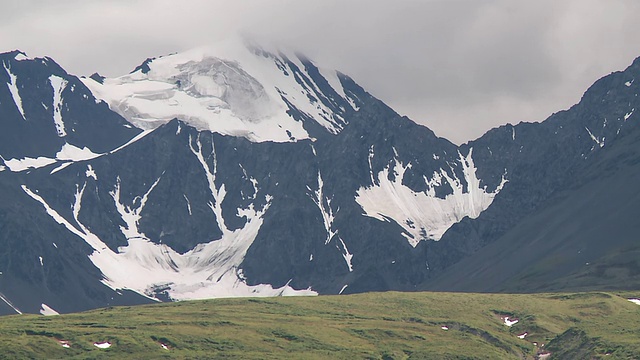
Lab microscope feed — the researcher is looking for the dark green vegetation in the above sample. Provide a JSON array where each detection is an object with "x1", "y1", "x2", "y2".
[{"x1": 0, "y1": 291, "x2": 639, "y2": 359}]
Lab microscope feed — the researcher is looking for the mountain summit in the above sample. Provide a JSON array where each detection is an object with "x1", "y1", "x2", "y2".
[{"x1": 82, "y1": 37, "x2": 360, "y2": 142}]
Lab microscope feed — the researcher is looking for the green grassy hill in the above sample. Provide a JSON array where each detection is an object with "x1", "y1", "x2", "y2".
[{"x1": 1, "y1": 291, "x2": 639, "y2": 359}]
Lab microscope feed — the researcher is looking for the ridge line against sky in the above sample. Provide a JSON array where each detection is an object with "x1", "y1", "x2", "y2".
[{"x1": 1, "y1": 0, "x2": 639, "y2": 144}]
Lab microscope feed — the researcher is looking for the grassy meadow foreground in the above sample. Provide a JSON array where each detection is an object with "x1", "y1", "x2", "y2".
[{"x1": 1, "y1": 291, "x2": 639, "y2": 359}]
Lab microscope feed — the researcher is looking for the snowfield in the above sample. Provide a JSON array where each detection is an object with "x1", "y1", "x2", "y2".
[{"x1": 82, "y1": 37, "x2": 358, "y2": 143}]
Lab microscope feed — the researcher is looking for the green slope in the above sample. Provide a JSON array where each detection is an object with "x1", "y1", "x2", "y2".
[{"x1": 0, "y1": 291, "x2": 639, "y2": 359}]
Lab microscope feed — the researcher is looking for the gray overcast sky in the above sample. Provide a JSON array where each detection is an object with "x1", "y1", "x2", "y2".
[{"x1": 1, "y1": 0, "x2": 640, "y2": 144}]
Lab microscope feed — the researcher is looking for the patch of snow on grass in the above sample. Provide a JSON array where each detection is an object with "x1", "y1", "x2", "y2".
[
  {"x1": 14, "y1": 52, "x2": 30, "y2": 61},
  {"x1": 503, "y1": 317, "x2": 519, "y2": 327},
  {"x1": 40, "y1": 303, "x2": 59, "y2": 316},
  {"x1": 628, "y1": 298, "x2": 640, "y2": 305},
  {"x1": 94, "y1": 342, "x2": 111, "y2": 349}
]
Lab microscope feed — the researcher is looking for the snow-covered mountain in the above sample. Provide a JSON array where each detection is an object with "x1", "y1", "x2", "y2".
[
  {"x1": 1, "y1": 40, "x2": 639, "y2": 315},
  {"x1": 82, "y1": 38, "x2": 359, "y2": 142}
]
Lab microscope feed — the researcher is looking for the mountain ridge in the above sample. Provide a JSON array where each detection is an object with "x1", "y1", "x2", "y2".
[{"x1": 1, "y1": 42, "x2": 639, "y2": 314}]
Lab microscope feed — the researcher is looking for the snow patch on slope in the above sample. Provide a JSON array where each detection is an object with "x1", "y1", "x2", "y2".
[
  {"x1": 49, "y1": 75, "x2": 68, "y2": 137},
  {"x1": 13, "y1": 53, "x2": 30, "y2": 61},
  {"x1": 3, "y1": 61, "x2": 26, "y2": 120},
  {"x1": 306, "y1": 161, "x2": 353, "y2": 272},
  {"x1": 81, "y1": 37, "x2": 356, "y2": 142},
  {"x1": 628, "y1": 298, "x2": 640, "y2": 305},
  {"x1": 1, "y1": 125, "x2": 151, "y2": 174},
  {"x1": 56, "y1": 143, "x2": 100, "y2": 161},
  {"x1": 2, "y1": 156, "x2": 56, "y2": 172},
  {"x1": 86, "y1": 165, "x2": 97, "y2": 180},
  {"x1": 2, "y1": 143, "x2": 101, "y2": 173},
  {"x1": 356, "y1": 148, "x2": 507, "y2": 247},
  {"x1": 110, "y1": 175, "x2": 161, "y2": 242},
  {"x1": 336, "y1": 237, "x2": 354, "y2": 272},
  {"x1": 585, "y1": 127, "x2": 605, "y2": 148},
  {"x1": 319, "y1": 67, "x2": 347, "y2": 100}
]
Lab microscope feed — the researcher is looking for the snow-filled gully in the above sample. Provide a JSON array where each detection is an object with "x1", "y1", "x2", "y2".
[
  {"x1": 307, "y1": 171, "x2": 338, "y2": 245},
  {"x1": 3, "y1": 61, "x2": 26, "y2": 120},
  {"x1": 21, "y1": 141, "x2": 316, "y2": 301},
  {"x1": 356, "y1": 147, "x2": 507, "y2": 247},
  {"x1": 307, "y1": 146, "x2": 353, "y2": 272},
  {"x1": 49, "y1": 75, "x2": 69, "y2": 137}
]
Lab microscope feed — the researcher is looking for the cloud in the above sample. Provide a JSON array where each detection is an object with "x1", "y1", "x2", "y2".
[{"x1": 1, "y1": 0, "x2": 639, "y2": 143}]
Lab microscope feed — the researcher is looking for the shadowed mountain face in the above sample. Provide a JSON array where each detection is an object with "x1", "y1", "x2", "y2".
[
  {"x1": 422, "y1": 57, "x2": 640, "y2": 291},
  {"x1": 1, "y1": 43, "x2": 639, "y2": 314},
  {"x1": 424, "y1": 112, "x2": 640, "y2": 293}
]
